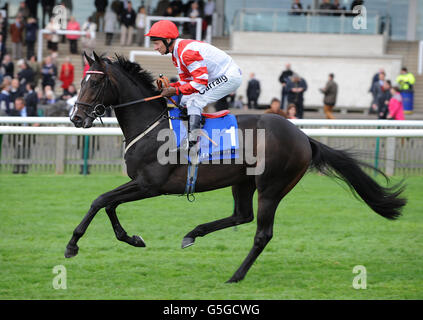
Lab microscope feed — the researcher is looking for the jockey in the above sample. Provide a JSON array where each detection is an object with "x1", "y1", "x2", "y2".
[{"x1": 145, "y1": 20, "x2": 242, "y2": 149}]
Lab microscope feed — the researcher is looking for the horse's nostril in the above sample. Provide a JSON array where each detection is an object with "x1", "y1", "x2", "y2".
[{"x1": 72, "y1": 115, "x2": 82, "y2": 123}]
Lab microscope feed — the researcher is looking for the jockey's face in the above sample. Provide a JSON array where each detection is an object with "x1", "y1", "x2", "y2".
[{"x1": 153, "y1": 39, "x2": 171, "y2": 55}]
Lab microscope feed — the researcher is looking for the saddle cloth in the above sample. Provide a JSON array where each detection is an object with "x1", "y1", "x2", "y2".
[{"x1": 168, "y1": 108, "x2": 239, "y2": 163}]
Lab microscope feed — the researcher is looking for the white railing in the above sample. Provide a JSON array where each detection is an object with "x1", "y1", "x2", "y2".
[
  {"x1": 418, "y1": 40, "x2": 423, "y2": 75},
  {"x1": 2, "y1": 117, "x2": 423, "y2": 128},
  {"x1": 1, "y1": 125, "x2": 423, "y2": 138},
  {"x1": 2, "y1": 118, "x2": 423, "y2": 176},
  {"x1": 37, "y1": 29, "x2": 88, "y2": 62},
  {"x1": 128, "y1": 50, "x2": 166, "y2": 62},
  {"x1": 144, "y1": 16, "x2": 203, "y2": 48}
]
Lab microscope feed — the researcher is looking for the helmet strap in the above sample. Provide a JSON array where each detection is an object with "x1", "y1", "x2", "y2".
[{"x1": 163, "y1": 38, "x2": 175, "y2": 54}]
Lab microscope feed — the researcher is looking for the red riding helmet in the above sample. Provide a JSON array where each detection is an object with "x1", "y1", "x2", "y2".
[{"x1": 145, "y1": 20, "x2": 179, "y2": 39}]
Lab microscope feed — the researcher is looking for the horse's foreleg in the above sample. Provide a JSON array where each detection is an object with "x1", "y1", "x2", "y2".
[
  {"x1": 65, "y1": 180, "x2": 152, "y2": 258},
  {"x1": 105, "y1": 204, "x2": 145, "y2": 248},
  {"x1": 181, "y1": 180, "x2": 256, "y2": 248}
]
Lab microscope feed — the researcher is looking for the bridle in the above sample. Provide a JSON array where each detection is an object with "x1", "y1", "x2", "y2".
[
  {"x1": 74, "y1": 68, "x2": 180, "y2": 153},
  {"x1": 74, "y1": 70, "x2": 113, "y2": 124},
  {"x1": 74, "y1": 70, "x2": 173, "y2": 124}
]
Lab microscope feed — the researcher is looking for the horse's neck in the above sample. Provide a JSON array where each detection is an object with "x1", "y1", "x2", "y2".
[{"x1": 114, "y1": 92, "x2": 166, "y2": 143}]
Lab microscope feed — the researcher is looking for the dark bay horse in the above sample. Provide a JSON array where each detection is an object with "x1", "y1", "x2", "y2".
[{"x1": 66, "y1": 52, "x2": 406, "y2": 283}]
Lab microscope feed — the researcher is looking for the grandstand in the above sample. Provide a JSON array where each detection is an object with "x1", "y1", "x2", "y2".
[{"x1": 3, "y1": 0, "x2": 423, "y2": 116}]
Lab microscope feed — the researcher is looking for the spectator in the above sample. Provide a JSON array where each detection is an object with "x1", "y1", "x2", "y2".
[
  {"x1": 135, "y1": 6, "x2": 147, "y2": 46},
  {"x1": 319, "y1": 73, "x2": 338, "y2": 119},
  {"x1": 41, "y1": 55, "x2": 58, "y2": 89},
  {"x1": 24, "y1": 82, "x2": 38, "y2": 116},
  {"x1": 1, "y1": 55, "x2": 14, "y2": 78},
  {"x1": 25, "y1": 0, "x2": 39, "y2": 21},
  {"x1": 62, "y1": 0, "x2": 73, "y2": 15},
  {"x1": 17, "y1": 60, "x2": 35, "y2": 91},
  {"x1": 264, "y1": 98, "x2": 287, "y2": 117},
  {"x1": 332, "y1": 0, "x2": 346, "y2": 12},
  {"x1": 59, "y1": 57, "x2": 74, "y2": 92},
  {"x1": 66, "y1": 16, "x2": 81, "y2": 54},
  {"x1": 95, "y1": 0, "x2": 108, "y2": 32},
  {"x1": 17, "y1": 2, "x2": 30, "y2": 21},
  {"x1": 111, "y1": 0, "x2": 124, "y2": 17},
  {"x1": 10, "y1": 78, "x2": 24, "y2": 106},
  {"x1": 171, "y1": 0, "x2": 184, "y2": 16},
  {"x1": 120, "y1": 1, "x2": 136, "y2": 46},
  {"x1": 188, "y1": 2, "x2": 200, "y2": 39},
  {"x1": 25, "y1": 17, "x2": 38, "y2": 60},
  {"x1": 0, "y1": 82, "x2": 11, "y2": 115},
  {"x1": 286, "y1": 73, "x2": 307, "y2": 119},
  {"x1": 28, "y1": 55, "x2": 41, "y2": 86},
  {"x1": 10, "y1": 98, "x2": 30, "y2": 174},
  {"x1": 246, "y1": 72, "x2": 261, "y2": 109},
  {"x1": 290, "y1": 0, "x2": 303, "y2": 15},
  {"x1": 104, "y1": 6, "x2": 118, "y2": 46},
  {"x1": 233, "y1": 95, "x2": 244, "y2": 109},
  {"x1": 0, "y1": 34, "x2": 7, "y2": 65},
  {"x1": 279, "y1": 63, "x2": 293, "y2": 110},
  {"x1": 10, "y1": 17, "x2": 24, "y2": 60},
  {"x1": 396, "y1": 67, "x2": 415, "y2": 92},
  {"x1": 154, "y1": 0, "x2": 170, "y2": 16},
  {"x1": 204, "y1": 0, "x2": 215, "y2": 30},
  {"x1": 286, "y1": 103, "x2": 298, "y2": 119},
  {"x1": 81, "y1": 16, "x2": 97, "y2": 56},
  {"x1": 378, "y1": 80, "x2": 392, "y2": 119},
  {"x1": 60, "y1": 83, "x2": 77, "y2": 100},
  {"x1": 319, "y1": 0, "x2": 333, "y2": 11},
  {"x1": 371, "y1": 71, "x2": 386, "y2": 114},
  {"x1": 387, "y1": 86, "x2": 405, "y2": 120},
  {"x1": 369, "y1": 68, "x2": 384, "y2": 114},
  {"x1": 45, "y1": 17, "x2": 60, "y2": 54},
  {"x1": 41, "y1": 0, "x2": 55, "y2": 27},
  {"x1": 164, "y1": 6, "x2": 174, "y2": 17}
]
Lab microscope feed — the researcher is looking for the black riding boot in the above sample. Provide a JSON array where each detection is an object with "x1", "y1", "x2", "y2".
[{"x1": 188, "y1": 114, "x2": 202, "y2": 149}]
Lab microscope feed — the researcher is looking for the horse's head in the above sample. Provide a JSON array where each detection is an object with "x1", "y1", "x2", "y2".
[{"x1": 71, "y1": 51, "x2": 117, "y2": 128}]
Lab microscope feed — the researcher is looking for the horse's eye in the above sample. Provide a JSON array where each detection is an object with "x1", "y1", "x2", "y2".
[{"x1": 91, "y1": 80, "x2": 99, "y2": 87}]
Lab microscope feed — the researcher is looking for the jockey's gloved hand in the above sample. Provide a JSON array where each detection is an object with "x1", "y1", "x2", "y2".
[{"x1": 161, "y1": 86, "x2": 177, "y2": 97}]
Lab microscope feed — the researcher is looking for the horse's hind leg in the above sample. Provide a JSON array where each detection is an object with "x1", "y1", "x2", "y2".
[
  {"x1": 181, "y1": 179, "x2": 256, "y2": 248},
  {"x1": 65, "y1": 180, "x2": 155, "y2": 258},
  {"x1": 227, "y1": 169, "x2": 307, "y2": 283}
]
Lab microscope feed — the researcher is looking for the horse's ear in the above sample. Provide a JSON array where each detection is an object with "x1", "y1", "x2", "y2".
[
  {"x1": 92, "y1": 51, "x2": 101, "y2": 63},
  {"x1": 84, "y1": 51, "x2": 94, "y2": 66},
  {"x1": 92, "y1": 51, "x2": 106, "y2": 69}
]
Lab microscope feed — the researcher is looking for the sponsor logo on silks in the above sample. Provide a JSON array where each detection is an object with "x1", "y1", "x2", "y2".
[{"x1": 199, "y1": 75, "x2": 228, "y2": 95}]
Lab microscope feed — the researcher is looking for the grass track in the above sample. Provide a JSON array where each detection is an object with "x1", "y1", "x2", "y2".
[{"x1": 0, "y1": 173, "x2": 422, "y2": 299}]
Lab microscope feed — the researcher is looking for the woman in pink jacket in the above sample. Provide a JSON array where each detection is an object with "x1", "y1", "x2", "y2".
[
  {"x1": 387, "y1": 86, "x2": 405, "y2": 120},
  {"x1": 66, "y1": 16, "x2": 81, "y2": 54}
]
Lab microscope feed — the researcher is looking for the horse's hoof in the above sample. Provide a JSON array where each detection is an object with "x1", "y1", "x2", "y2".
[
  {"x1": 181, "y1": 237, "x2": 195, "y2": 249},
  {"x1": 64, "y1": 245, "x2": 79, "y2": 258},
  {"x1": 226, "y1": 274, "x2": 244, "y2": 283},
  {"x1": 132, "y1": 235, "x2": 146, "y2": 247}
]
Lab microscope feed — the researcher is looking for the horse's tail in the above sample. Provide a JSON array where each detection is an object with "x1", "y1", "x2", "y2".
[{"x1": 308, "y1": 137, "x2": 406, "y2": 220}]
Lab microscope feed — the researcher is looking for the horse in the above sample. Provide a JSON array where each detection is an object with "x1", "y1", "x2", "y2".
[{"x1": 66, "y1": 51, "x2": 406, "y2": 283}]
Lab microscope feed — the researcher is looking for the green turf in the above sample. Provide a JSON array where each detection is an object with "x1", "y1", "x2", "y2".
[{"x1": 0, "y1": 173, "x2": 422, "y2": 300}]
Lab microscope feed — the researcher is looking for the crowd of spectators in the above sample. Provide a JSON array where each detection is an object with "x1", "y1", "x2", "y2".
[{"x1": 0, "y1": 52, "x2": 77, "y2": 118}]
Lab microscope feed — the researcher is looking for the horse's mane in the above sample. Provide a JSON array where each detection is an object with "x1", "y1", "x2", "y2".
[{"x1": 106, "y1": 54, "x2": 159, "y2": 94}]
